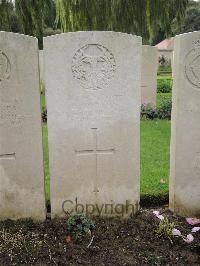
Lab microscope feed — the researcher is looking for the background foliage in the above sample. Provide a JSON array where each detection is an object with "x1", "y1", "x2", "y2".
[
  {"x1": 0, "y1": 0, "x2": 192, "y2": 48},
  {"x1": 173, "y1": 0, "x2": 200, "y2": 35}
]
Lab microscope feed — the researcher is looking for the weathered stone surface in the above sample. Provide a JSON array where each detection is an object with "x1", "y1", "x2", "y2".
[
  {"x1": 0, "y1": 32, "x2": 46, "y2": 220},
  {"x1": 170, "y1": 31, "x2": 200, "y2": 217},
  {"x1": 44, "y1": 31, "x2": 141, "y2": 218},
  {"x1": 141, "y1": 45, "x2": 158, "y2": 106}
]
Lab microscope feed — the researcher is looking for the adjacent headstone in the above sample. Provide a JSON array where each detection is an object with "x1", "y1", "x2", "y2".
[
  {"x1": 44, "y1": 32, "x2": 141, "y2": 218},
  {"x1": 141, "y1": 45, "x2": 158, "y2": 106},
  {"x1": 170, "y1": 31, "x2": 200, "y2": 217},
  {"x1": 0, "y1": 32, "x2": 46, "y2": 220}
]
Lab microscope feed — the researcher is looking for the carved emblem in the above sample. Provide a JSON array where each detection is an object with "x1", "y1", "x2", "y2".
[
  {"x1": 0, "y1": 50, "x2": 11, "y2": 82},
  {"x1": 185, "y1": 45, "x2": 200, "y2": 88},
  {"x1": 72, "y1": 44, "x2": 116, "y2": 90}
]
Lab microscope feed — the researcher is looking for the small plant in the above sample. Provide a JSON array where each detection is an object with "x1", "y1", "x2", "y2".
[
  {"x1": 153, "y1": 211, "x2": 200, "y2": 245},
  {"x1": 42, "y1": 108, "x2": 47, "y2": 123},
  {"x1": 141, "y1": 104, "x2": 158, "y2": 120},
  {"x1": 155, "y1": 217, "x2": 175, "y2": 244},
  {"x1": 66, "y1": 214, "x2": 95, "y2": 241},
  {"x1": 141, "y1": 98, "x2": 172, "y2": 120}
]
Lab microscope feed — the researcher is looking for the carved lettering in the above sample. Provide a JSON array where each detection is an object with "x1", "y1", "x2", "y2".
[{"x1": 0, "y1": 101, "x2": 29, "y2": 126}]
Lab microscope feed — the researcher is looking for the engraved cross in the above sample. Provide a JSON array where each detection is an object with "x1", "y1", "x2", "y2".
[{"x1": 75, "y1": 128, "x2": 115, "y2": 192}]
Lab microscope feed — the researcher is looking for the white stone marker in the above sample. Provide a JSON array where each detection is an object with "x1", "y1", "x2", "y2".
[
  {"x1": 44, "y1": 32, "x2": 141, "y2": 218},
  {"x1": 170, "y1": 31, "x2": 200, "y2": 217},
  {"x1": 0, "y1": 32, "x2": 46, "y2": 220},
  {"x1": 141, "y1": 45, "x2": 158, "y2": 106}
]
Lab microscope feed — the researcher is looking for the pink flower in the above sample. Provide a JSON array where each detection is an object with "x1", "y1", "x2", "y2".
[
  {"x1": 153, "y1": 211, "x2": 164, "y2": 220},
  {"x1": 172, "y1": 228, "x2": 182, "y2": 236},
  {"x1": 186, "y1": 218, "x2": 200, "y2": 225},
  {"x1": 157, "y1": 215, "x2": 165, "y2": 220},
  {"x1": 183, "y1": 234, "x2": 194, "y2": 244},
  {"x1": 191, "y1": 227, "x2": 200, "y2": 233}
]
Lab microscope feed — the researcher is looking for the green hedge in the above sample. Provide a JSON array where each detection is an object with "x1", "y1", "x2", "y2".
[
  {"x1": 157, "y1": 78, "x2": 172, "y2": 93},
  {"x1": 141, "y1": 97, "x2": 172, "y2": 120}
]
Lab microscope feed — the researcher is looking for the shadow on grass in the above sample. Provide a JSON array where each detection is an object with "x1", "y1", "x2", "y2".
[{"x1": 140, "y1": 193, "x2": 169, "y2": 207}]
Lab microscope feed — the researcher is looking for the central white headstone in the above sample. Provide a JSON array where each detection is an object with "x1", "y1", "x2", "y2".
[{"x1": 44, "y1": 32, "x2": 141, "y2": 218}]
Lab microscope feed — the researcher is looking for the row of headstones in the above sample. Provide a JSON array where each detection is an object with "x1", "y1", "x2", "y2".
[{"x1": 0, "y1": 31, "x2": 199, "y2": 220}]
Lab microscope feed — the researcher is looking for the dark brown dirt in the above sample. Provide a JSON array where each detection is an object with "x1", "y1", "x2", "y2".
[{"x1": 0, "y1": 207, "x2": 199, "y2": 265}]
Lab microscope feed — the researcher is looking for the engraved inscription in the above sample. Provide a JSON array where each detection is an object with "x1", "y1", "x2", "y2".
[
  {"x1": 72, "y1": 44, "x2": 116, "y2": 90},
  {"x1": 0, "y1": 101, "x2": 28, "y2": 126},
  {"x1": 75, "y1": 128, "x2": 115, "y2": 192},
  {"x1": 185, "y1": 45, "x2": 200, "y2": 88},
  {"x1": 0, "y1": 50, "x2": 11, "y2": 82},
  {"x1": 0, "y1": 103, "x2": 17, "y2": 126}
]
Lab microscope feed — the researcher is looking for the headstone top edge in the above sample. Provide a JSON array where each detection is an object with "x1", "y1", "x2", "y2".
[
  {"x1": 159, "y1": 48, "x2": 173, "y2": 52},
  {"x1": 175, "y1": 30, "x2": 200, "y2": 40},
  {"x1": 142, "y1": 45, "x2": 158, "y2": 50},
  {"x1": 0, "y1": 31, "x2": 37, "y2": 40},
  {"x1": 43, "y1": 31, "x2": 142, "y2": 41}
]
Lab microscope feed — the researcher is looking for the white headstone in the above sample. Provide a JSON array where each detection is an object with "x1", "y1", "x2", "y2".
[
  {"x1": 0, "y1": 32, "x2": 46, "y2": 220},
  {"x1": 141, "y1": 45, "x2": 158, "y2": 106},
  {"x1": 44, "y1": 32, "x2": 141, "y2": 218},
  {"x1": 170, "y1": 31, "x2": 200, "y2": 217}
]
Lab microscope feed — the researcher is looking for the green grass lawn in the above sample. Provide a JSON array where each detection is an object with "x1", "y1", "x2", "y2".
[
  {"x1": 42, "y1": 120, "x2": 171, "y2": 201},
  {"x1": 157, "y1": 74, "x2": 172, "y2": 80},
  {"x1": 42, "y1": 124, "x2": 50, "y2": 200},
  {"x1": 41, "y1": 93, "x2": 46, "y2": 112},
  {"x1": 141, "y1": 120, "x2": 170, "y2": 197}
]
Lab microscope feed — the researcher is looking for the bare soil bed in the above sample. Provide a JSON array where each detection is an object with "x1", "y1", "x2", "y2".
[{"x1": 0, "y1": 207, "x2": 199, "y2": 265}]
